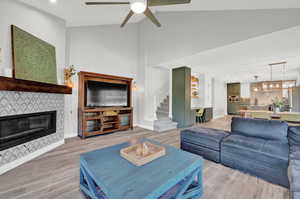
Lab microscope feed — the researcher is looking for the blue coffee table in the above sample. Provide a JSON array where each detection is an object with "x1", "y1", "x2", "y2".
[{"x1": 80, "y1": 140, "x2": 203, "y2": 199}]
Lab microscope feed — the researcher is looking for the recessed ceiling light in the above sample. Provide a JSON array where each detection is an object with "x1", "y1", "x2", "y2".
[{"x1": 50, "y1": 0, "x2": 57, "y2": 4}]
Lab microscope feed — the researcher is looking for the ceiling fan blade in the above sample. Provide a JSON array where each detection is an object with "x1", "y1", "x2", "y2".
[
  {"x1": 121, "y1": 11, "x2": 134, "y2": 28},
  {"x1": 144, "y1": 8, "x2": 161, "y2": 27},
  {"x1": 148, "y1": 0, "x2": 191, "y2": 7},
  {"x1": 85, "y1": 2, "x2": 129, "y2": 5}
]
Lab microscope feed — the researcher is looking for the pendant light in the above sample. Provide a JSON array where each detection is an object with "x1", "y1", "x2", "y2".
[
  {"x1": 269, "y1": 64, "x2": 273, "y2": 89},
  {"x1": 268, "y1": 61, "x2": 295, "y2": 90},
  {"x1": 282, "y1": 62, "x2": 288, "y2": 89},
  {"x1": 253, "y1": 75, "x2": 259, "y2": 92}
]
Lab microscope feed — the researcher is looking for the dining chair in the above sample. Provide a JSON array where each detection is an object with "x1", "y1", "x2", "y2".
[{"x1": 196, "y1": 108, "x2": 205, "y2": 123}]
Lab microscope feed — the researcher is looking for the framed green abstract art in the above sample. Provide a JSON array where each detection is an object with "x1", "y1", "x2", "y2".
[{"x1": 11, "y1": 25, "x2": 57, "y2": 84}]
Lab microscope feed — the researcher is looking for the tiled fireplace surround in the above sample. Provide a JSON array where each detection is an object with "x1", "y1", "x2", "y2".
[{"x1": 0, "y1": 91, "x2": 64, "y2": 172}]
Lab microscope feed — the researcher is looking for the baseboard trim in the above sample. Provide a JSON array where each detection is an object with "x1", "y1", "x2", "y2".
[
  {"x1": 136, "y1": 124, "x2": 154, "y2": 131},
  {"x1": 0, "y1": 139, "x2": 64, "y2": 175},
  {"x1": 64, "y1": 134, "x2": 77, "y2": 139},
  {"x1": 213, "y1": 115, "x2": 226, "y2": 119}
]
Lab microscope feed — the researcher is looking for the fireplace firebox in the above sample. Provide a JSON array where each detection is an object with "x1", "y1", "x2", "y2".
[{"x1": 0, "y1": 111, "x2": 56, "y2": 151}]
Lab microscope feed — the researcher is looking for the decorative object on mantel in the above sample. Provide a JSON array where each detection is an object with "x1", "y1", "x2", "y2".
[
  {"x1": 64, "y1": 65, "x2": 76, "y2": 88},
  {"x1": 11, "y1": 25, "x2": 57, "y2": 84},
  {"x1": 120, "y1": 141, "x2": 166, "y2": 166}
]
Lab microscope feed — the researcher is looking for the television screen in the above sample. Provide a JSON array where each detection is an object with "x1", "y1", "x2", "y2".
[{"x1": 86, "y1": 81, "x2": 128, "y2": 107}]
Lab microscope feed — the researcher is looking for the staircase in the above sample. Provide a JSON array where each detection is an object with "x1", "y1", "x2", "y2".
[{"x1": 154, "y1": 96, "x2": 178, "y2": 132}]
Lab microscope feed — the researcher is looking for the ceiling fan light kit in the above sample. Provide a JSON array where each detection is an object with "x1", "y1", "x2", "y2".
[
  {"x1": 85, "y1": 0, "x2": 191, "y2": 28},
  {"x1": 130, "y1": 0, "x2": 147, "y2": 14}
]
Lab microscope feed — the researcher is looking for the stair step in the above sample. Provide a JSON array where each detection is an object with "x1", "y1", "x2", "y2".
[
  {"x1": 155, "y1": 95, "x2": 171, "y2": 129},
  {"x1": 155, "y1": 116, "x2": 172, "y2": 122},
  {"x1": 153, "y1": 119, "x2": 177, "y2": 132},
  {"x1": 157, "y1": 116, "x2": 170, "y2": 120},
  {"x1": 157, "y1": 107, "x2": 169, "y2": 112},
  {"x1": 154, "y1": 119, "x2": 176, "y2": 125},
  {"x1": 157, "y1": 109, "x2": 168, "y2": 113},
  {"x1": 160, "y1": 102, "x2": 169, "y2": 108},
  {"x1": 156, "y1": 112, "x2": 169, "y2": 119}
]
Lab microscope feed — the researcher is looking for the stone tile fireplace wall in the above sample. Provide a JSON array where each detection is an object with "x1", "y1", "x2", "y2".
[{"x1": 0, "y1": 91, "x2": 64, "y2": 167}]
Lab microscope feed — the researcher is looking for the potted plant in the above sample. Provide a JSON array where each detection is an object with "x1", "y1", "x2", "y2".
[{"x1": 272, "y1": 97, "x2": 284, "y2": 113}]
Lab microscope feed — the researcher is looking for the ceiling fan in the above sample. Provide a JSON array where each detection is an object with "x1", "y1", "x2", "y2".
[{"x1": 85, "y1": 0, "x2": 191, "y2": 28}]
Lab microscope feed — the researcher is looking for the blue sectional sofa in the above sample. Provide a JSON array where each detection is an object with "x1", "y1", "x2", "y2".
[
  {"x1": 181, "y1": 127, "x2": 229, "y2": 163},
  {"x1": 181, "y1": 117, "x2": 300, "y2": 196},
  {"x1": 289, "y1": 127, "x2": 300, "y2": 199}
]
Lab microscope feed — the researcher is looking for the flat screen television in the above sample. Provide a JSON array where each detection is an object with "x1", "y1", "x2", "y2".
[{"x1": 85, "y1": 80, "x2": 128, "y2": 107}]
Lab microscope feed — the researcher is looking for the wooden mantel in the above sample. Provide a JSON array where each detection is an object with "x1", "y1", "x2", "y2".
[{"x1": 0, "y1": 76, "x2": 72, "y2": 94}]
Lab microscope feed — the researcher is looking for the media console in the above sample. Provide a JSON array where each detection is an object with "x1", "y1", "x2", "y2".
[{"x1": 78, "y1": 71, "x2": 133, "y2": 139}]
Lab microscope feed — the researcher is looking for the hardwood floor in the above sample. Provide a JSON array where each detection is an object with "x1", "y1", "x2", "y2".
[{"x1": 0, "y1": 117, "x2": 289, "y2": 199}]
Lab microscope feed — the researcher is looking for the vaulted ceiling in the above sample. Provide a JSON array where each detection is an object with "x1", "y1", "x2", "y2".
[
  {"x1": 17, "y1": 0, "x2": 300, "y2": 82},
  {"x1": 19, "y1": 0, "x2": 300, "y2": 26}
]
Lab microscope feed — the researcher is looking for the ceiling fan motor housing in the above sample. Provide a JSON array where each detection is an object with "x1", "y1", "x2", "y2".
[{"x1": 85, "y1": 0, "x2": 191, "y2": 28}]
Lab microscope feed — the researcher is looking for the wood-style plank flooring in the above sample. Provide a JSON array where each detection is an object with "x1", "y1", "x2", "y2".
[{"x1": 0, "y1": 117, "x2": 289, "y2": 199}]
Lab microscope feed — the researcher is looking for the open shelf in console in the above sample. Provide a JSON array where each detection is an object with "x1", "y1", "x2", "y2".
[{"x1": 81, "y1": 108, "x2": 132, "y2": 138}]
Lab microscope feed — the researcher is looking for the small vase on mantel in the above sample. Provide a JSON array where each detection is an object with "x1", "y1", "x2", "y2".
[{"x1": 64, "y1": 65, "x2": 76, "y2": 88}]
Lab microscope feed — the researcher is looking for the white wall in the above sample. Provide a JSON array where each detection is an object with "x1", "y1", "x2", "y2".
[
  {"x1": 66, "y1": 24, "x2": 139, "y2": 137},
  {"x1": 0, "y1": 0, "x2": 66, "y2": 82},
  {"x1": 212, "y1": 78, "x2": 227, "y2": 118}
]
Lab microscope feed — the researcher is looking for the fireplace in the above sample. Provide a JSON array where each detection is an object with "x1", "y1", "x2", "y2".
[{"x1": 0, "y1": 111, "x2": 56, "y2": 151}]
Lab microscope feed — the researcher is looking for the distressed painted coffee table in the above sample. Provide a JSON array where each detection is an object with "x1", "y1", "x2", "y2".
[{"x1": 80, "y1": 140, "x2": 203, "y2": 199}]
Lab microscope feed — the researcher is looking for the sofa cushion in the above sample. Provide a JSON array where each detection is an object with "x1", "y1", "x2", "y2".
[
  {"x1": 231, "y1": 117, "x2": 288, "y2": 143},
  {"x1": 289, "y1": 126, "x2": 300, "y2": 146},
  {"x1": 222, "y1": 134, "x2": 289, "y2": 163},
  {"x1": 181, "y1": 127, "x2": 229, "y2": 151},
  {"x1": 290, "y1": 146, "x2": 300, "y2": 159},
  {"x1": 221, "y1": 134, "x2": 289, "y2": 187}
]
